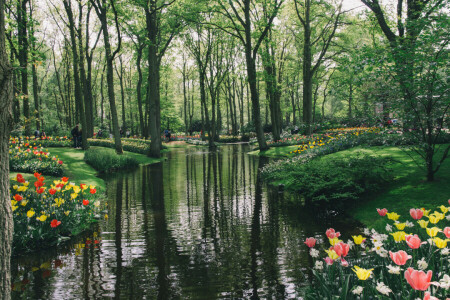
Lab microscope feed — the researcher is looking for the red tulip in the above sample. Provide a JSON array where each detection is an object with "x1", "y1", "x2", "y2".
[
  {"x1": 326, "y1": 228, "x2": 341, "y2": 239},
  {"x1": 50, "y1": 219, "x2": 61, "y2": 228},
  {"x1": 405, "y1": 235, "x2": 423, "y2": 249},
  {"x1": 33, "y1": 172, "x2": 42, "y2": 178},
  {"x1": 410, "y1": 208, "x2": 424, "y2": 220},
  {"x1": 82, "y1": 199, "x2": 89, "y2": 206},
  {"x1": 14, "y1": 194, "x2": 23, "y2": 201},
  {"x1": 389, "y1": 250, "x2": 412, "y2": 265},
  {"x1": 90, "y1": 188, "x2": 96, "y2": 194},
  {"x1": 334, "y1": 242, "x2": 350, "y2": 257},
  {"x1": 444, "y1": 227, "x2": 450, "y2": 239},
  {"x1": 377, "y1": 208, "x2": 388, "y2": 216},
  {"x1": 80, "y1": 184, "x2": 86, "y2": 189},
  {"x1": 34, "y1": 180, "x2": 44, "y2": 188},
  {"x1": 16, "y1": 174, "x2": 25, "y2": 183},
  {"x1": 36, "y1": 187, "x2": 45, "y2": 194},
  {"x1": 304, "y1": 237, "x2": 316, "y2": 248},
  {"x1": 48, "y1": 189, "x2": 56, "y2": 195},
  {"x1": 61, "y1": 177, "x2": 69, "y2": 182},
  {"x1": 404, "y1": 268, "x2": 433, "y2": 291},
  {"x1": 58, "y1": 160, "x2": 63, "y2": 165}
]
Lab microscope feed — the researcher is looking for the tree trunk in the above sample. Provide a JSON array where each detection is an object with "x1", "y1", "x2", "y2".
[
  {"x1": 136, "y1": 44, "x2": 145, "y2": 136},
  {"x1": 0, "y1": 0, "x2": 14, "y2": 294},
  {"x1": 348, "y1": 82, "x2": 353, "y2": 118},
  {"x1": 302, "y1": 2, "x2": 313, "y2": 135},
  {"x1": 18, "y1": 0, "x2": 30, "y2": 135}
]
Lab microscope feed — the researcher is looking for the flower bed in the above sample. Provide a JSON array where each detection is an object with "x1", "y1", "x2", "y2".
[
  {"x1": 10, "y1": 136, "x2": 72, "y2": 148},
  {"x1": 11, "y1": 173, "x2": 103, "y2": 252},
  {"x1": 9, "y1": 142, "x2": 64, "y2": 176},
  {"x1": 304, "y1": 199, "x2": 450, "y2": 299},
  {"x1": 88, "y1": 138, "x2": 149, "y2": 154}
]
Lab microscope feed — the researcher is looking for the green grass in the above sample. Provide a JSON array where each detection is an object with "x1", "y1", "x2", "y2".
[
  {"x1": 342, "y1": 145, "x2": 450, "y2": 231},
  {"x1": 248, "y1": 145, "x2": 297, "y2": 158},
  {"x1": 9, "y1": 146, "x2": 164, "y2": 191}
]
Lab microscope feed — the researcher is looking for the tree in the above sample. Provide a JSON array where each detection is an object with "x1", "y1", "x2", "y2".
[
  {"x1": 294, "y1": 0, "x2": 343, "y2": 134},
  {"x1": 0, "y1": 0, "x2": 14, "y2": 296},
  {"x1": 214, "y1": 0, "x2": 285, "y2": 151},
  {"x1": 91, "y1": 0, "x2": 123, "y2": 154}
]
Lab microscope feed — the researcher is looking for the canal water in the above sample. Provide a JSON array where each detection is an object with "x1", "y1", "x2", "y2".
[{"x1": 11, "y1": 145, "x2": 361, "y2": 299}]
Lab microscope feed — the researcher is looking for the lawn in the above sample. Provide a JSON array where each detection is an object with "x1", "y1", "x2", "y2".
[
  {"x1": 9, "y1": 146, "x2": 164, "y2": 191},
  {"x1": 248, "y1": 145, "x2": 297, "y2": 158}
]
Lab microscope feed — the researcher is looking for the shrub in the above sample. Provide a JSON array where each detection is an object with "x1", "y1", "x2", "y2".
[
  {"x1": 88, "y1": 138, "x2": 149, "y2": 154},
  {"x1": 84, "y1": 148, "x2": 139, "y2": 173},
  {"x1": 262, "y1": 152, "x2": 393, "y2": 207},
  {"x1": 11, "y1": 173, "x2": 102, "y2": 252},
  {"x1": 304, "y1": 198, "x2": 450, "y2": 299}
]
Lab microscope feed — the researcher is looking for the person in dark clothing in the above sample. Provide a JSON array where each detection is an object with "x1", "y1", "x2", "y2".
[
  {"x1": 71, "y1": 124, "x2": 80, "y2": 148},
  {"x1": 97, "y1": 129, "x2": 103, "y2": 138},
  {"x1": 78, "y1": 129, "x2": 83, "y2": 148},
  {"x1": 34, "y1": 129, "x2": 40, "y2": 139}
]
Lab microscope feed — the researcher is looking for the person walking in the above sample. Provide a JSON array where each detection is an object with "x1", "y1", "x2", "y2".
[{"x1": 71, "y1": 124, "x2": 80, "y2": 148}]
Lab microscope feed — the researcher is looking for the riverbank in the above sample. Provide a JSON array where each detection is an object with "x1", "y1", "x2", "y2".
[
  {"x1": 258, "y1": 145, "x2": 450, "y2": 230},
  {"x1": 9, "y1": 146, "x2": 165, "y2": 191}
]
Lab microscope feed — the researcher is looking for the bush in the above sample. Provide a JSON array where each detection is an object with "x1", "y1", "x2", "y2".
[
  {"x1": 262, "y1": 152, "x2": 393, "y2": 207},
  {"x1": 88, "y1": 138, "x2": 149, "y2": 154},
  {"x1": 11, "y1": 173, "x2": 102, "y2": 252},
  {"x1": 84, "y1": 148, "x2": 139, "y2": 173}
]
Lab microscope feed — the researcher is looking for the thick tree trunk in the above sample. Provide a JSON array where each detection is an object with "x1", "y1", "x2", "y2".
[
  {"x1": 0, "y1": 0, "x2": 14, "y2": 294},
  {"x1": 32, "y1": 61, "x2": 40, "y2": 130},
  {"x1": 18, "y1": 0, "x2": 30, "y2": 135},
  {"x1": 136, "y1": 45, "x2": 145, "y2": 136},
  {"x1": 302, "y1": 5, "x2": 313, "y2": 135}
]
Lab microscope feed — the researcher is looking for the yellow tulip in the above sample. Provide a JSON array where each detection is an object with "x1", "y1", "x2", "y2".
[
  {"x1": 325, "y1": 249, "x2": 340, "y2": 260},
  {"x1": 387, "y1": 212, "x2": 400, "y2": 221},
  {"x1": 54, "y1": 198, "x2": 65, "y2": 207},
  {"x1": 432, "y1": 237, "x2": 449, "y2": 249},
  {"x1": 352, "y1": 266, "x2": 374, "y2": 280},
  {"x1": 329, "y1": 237, "x2": 341, "y2": 246},
  {"x1": 426, "y1": 227, "x2": 442, "y2": 237},
  {"x1": 352, "y1": 235, "x2": 366, "y2": 245},
  {"x1": 391, "y1": 231, "x2": 408, "y2": 242},
  {"x1": 438, "y1": 205, "x2": 448, "y2": 214},
  {"x1": 12, "y1": 205, "x2": 18, "y2": 212},
  {"x1": 421, "y1": 208, "x2": 431, "y2": 216},
  {"x1": 64, "y1": 211, "x2": 70, "y2": 216},
  {"x1": 73, "y1": 186, "x2": 81, "y2": 194},
  {"x1": 70, "y1": 193, "x2": 78, "y2": 200},
  {"x1": 11, "y1": 200, "x2": 17, "y2": 206},
  {"x1": 23, "y1": 181, "x2": 29, "y2": 187},
  {"x1": 21, "y1": 200, "x2": 28, "y2": 206},
  {"x1": 428, "y1": 215, "x2": 441, "y2": 224},
  {"x1": 395, "y1": 223, "x2": 406, "y2": 230},
  {"x1": 417, "y1": 220, "x2": 429, "y2": 228},
  {"x1": 26, "y1": 209, "x2": 35, "y2": 218},
  {"x1": 17, "y1": 186, "x2": 28, "y2": 192},
  {"x1": 37, "y1": 215, "x2": 47, "y2": 222},
  {"x1": 13, "y1": 185, "x2": 18, "y2": 190}
]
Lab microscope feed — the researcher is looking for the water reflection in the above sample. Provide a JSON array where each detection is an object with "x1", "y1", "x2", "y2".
[{"x1": 11, "y1": 145, "x2": 361, "y2": 299}]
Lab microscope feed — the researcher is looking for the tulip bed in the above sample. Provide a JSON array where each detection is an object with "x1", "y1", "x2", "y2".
[
  {"x1": 10, "y1": 136, "x2": 73, "y2": 148},
  {"x1": 304, "y1": 199, "x2": 450, "y2": 299},
  {"x1": 9, "y1": 141, "x2": 64, "y2": 176},
  {"x1": 11, "y1": 173, "x2": 104, "y2": 252}
]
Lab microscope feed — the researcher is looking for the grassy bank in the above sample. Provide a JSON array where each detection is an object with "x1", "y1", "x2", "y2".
[
  {"x1": 9, "y1": 146, "x2": 164, "y2": 191},
  {"x1": 261, "y1": 145, "x2": 450, "y2": 230}
]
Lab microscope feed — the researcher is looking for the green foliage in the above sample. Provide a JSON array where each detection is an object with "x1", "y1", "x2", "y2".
[
  {"x1": 88, "y1": 138, "x2": 150, "y2": 154},
  {"x1": 262, "y1": 152, "x2": 393, "y2": 207},
  {"x1": 84, "y1": 148, "x2": 139, "y2": 173}
]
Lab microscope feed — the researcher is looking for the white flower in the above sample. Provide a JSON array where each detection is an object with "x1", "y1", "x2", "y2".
[
  {"x1": 347, "y1": 240, "x2": 354, "y2": 250},
  {"x1": 417, "y1": 258, "x2": 428, "y2": 270},
  {"x1": 406, "y1": 221, "x2": 414, "y2": 228},
  {"x1": 385, "y1": 223, "x2": 392, "y2": 232},
  {"x1": 310, "y1": 248, "x2": 319, "y2": 258},
  {"x1": 314, "y1": 261, "x2": 324, "y2": 270},
  {"x1": 446, "y1": 214, "x2": 450, "y2": 221},
  {"x1": 377, "y1": 248, "x2": 388, "y2": 258},
  {"x1": 439, "y1": 274, "x2": 450, "y2": 289},
  {"x1": 441, "y1": 248, "x2": 449, "y2": 255},
  {"x1": 363, "y1": 228, "x2": 371, "y2": 236},
  {"x1": 352, "y1": 286, "x2": 363, "y2": 295},
  {"x1": 387, "y1": 264, "x2": 401, "y2": 275},
  {"x1": 376, "y1": 282, "x2": 392, "y2": 295}
]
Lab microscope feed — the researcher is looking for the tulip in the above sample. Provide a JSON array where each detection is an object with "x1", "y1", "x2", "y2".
[
  {"x1": 352, "y1": 266, "x2": 374, "y2": 280},
  {"x1": 386, "y1": 212, "x2": 400, "y2": 221},
  {"x1": 377, "y1": 208, "x2": 388, "y2": 216},
  {"x1": 329, "y1": 237, "x2": 341, "y2": 246},
  {"x1": 334, "y1": 242, "x2": 350, "y2": 257},
  {"x1": 326, "y1": 228, "x2": 341, "y2": 239},
  {"x1": 426, "y1": 227, "x2": 441, "y2": 238},
  {"x1": 432, "y1": 237, "x2": 449, "y2": 249},
  {"x1": 421, "y1": 208, "x2": 431, "y2": 216},
  {"x1": 340, "y1": 258, "x2": 349, "y2": 267},
  {"x1": 423, "y1": 292, "x2": 439, "y2": 300},
  {"x1": 324, "y1": 257, "x2": 334, "y2": 265},
  {"x1": 304, "y1": 237, "x2": 316, "y2": 248},
  {"x1": 405, "y1": 235, "x2": 423, "y2": 249},
  {"x1": 410, "y1": 208, "x2": 424, "y2": 220},
  {"x1": 90, "y1": 188, "x2": 97, "y2": 194},
  {"x1": 417, "y1": 220, "x2": 429, "y2": 228},
  {"x1": 48, "y1": 188, "x2": 56, "y2": 195},
  {"x1": 325, "y1": 248, "x2": 340, "y2": 260},
  {"x1": 404, "y1": 268, "x2": 433, "y2": 291},
  {"x1": 444, "y1": 227, "x2": 450, "y2": 238},
  {"x1": 439, "y1": 205, "x2": 448, "y2": 213},
  {"x1": 395, "y1": 222, "x2": 406, "y2": 230},
  {"x1": 50, "y1": 219, "x2": 61, "y2": 228},
  {"x1": 13, "y1": 194, "x2": 23, "y2": 201},
  {"x1": 391, "y1": 231, "x2": 409, "y2": 242},
  {"x1": 389, "y1": 250, "x2": 412, "y2": 265},
  {"x1": 352, "y1": 235, "x2": 366, "y2": 245}
]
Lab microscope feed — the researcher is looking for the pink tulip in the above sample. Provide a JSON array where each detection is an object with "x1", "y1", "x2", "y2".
[
  {"x1": 423, "y1": 292, "x2": 439, "y2": 300},
  {"x1": 444, "y1": 227, "x2": 450, "y2": 239},
  {"x1": 304, "y1": 237, "x2": 317, "y2": 248},
  {"x1": 405, "y1": 235, "x2": 423, "y2": 249},
  {"x1": 389, "y1": 250, "x2": 412, "y2": 265},
  {"x1": 326, "y1": 228, "x2": 341, "y2": 239},
  {"x1": 377, "y1": 208, "x2": 388, "y2": 216},
  {"x1": 340, "y1": 258, "x2": 348, "y2": 267},
  {"x1": 410, "y1": 208, "x2": 424, "y2": 220},
  {"x1": 334, "y1": 242, "x2": 350, "y2": 257},
  {"x1": 324, "y1": 257, "x2": 334, "y2": 265},
  {"x1": 404, "y1": 268, "x2": 433, "y2": 291}
]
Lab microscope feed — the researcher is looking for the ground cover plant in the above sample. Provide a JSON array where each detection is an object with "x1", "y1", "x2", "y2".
[
  {"x1": 9, "y1": 141, "x2": 64, "y2": 176},
  {"x1": 304, "y1": 198, "x2": 450, "y2": 299},
  {"x1": 84, "y1": 148, "x2": 140, "y2": 173},
  {"x1": 10, "y1": 173, "x2": 103, "y2": 253}
]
